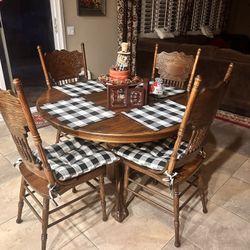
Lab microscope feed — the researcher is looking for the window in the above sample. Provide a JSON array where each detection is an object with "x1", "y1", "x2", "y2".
[{"x1": 139, "y1": 0, "x2": 229, "y2": 37}]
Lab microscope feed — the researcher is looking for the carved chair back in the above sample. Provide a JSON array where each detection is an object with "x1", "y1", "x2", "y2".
[
  {"x1": 37, "y1": 43, "x2": 87, "y2": 89},
  {"x1": 152, "y1": 44, "x2": 201, "y2": 92},
  {"x1": 166, "y1": 63, "x2": 234, "y2": 175},
  {"x1": 0, "y1": 79, "x2": 56, "y2": 185}
]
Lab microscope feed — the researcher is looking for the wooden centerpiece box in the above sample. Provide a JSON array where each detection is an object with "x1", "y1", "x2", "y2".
[{"x1": 98, "y1": 75, "x2": 148, "y2": 110}]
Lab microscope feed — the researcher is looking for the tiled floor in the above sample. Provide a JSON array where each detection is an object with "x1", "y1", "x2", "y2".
[{"x1": 0, "y1": 119, "x2": 249, "y2": 250}]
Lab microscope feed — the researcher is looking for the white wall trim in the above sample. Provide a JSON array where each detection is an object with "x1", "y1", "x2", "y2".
[
  {"x1": 0, "y1": 61, "x2": 6, "y2": 90},
  {"x1": 0, "y1": 13, "x2": 12, "y2": 90},
  {"x1": 50, "y1": 0, "x2": 66, "y2": 50}
]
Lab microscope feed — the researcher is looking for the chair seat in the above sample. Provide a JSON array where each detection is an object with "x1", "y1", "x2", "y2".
[
  {"x1": 34, "y1": 138, "x2": 119, "y2": 181},
  {"x1": 112, "y1": 137, "x2": 188, "y2": 171}
]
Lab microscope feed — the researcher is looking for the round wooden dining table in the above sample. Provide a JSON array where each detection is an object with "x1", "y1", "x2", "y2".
[{"x1": 36, "y1": 86, "x2": 186, "y2": 222}]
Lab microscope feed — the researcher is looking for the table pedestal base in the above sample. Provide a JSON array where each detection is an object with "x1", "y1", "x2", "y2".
[
  {"x1": 111, "y1": 205, "x2": 129, "y2": 223},
  {"x1": 111, "y1": 161, "x2": 129, "y2": 222}
]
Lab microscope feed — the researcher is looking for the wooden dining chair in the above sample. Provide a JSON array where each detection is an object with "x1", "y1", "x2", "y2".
[
  {"x1": 112, "y1": 63, "x2": 233, "y2": 247},
  {"x1": 152, "y1": 44, "x2": 201, "y2": 93},
  {"x1": 0, "y1": 79, "x2": 119, "y2": 250},
  {"x1": 37, "y1": 43, "x2": 88, "y2": 89},
  {"x1": 37, "y1": 43, "x2": 88, "y2": 142}
]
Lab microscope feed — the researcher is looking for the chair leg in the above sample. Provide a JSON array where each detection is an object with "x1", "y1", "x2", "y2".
[
  {"x1": 41, "y1": 198, "x2": 50, "y2": 250},
  {"x1": 123, "y1": 165, "x2": 130, "y2": 203},
  {"x1": 55, "y1": 129, "x2": 61, "y2": 143},
  {"x1": 198, "y1": 171, "x2": 208, "y2": 214},
  {"x1": 16, "y1": 177, "x2": 26, "y2": 224},
  {"x1": 173, "y1": 185, "x2": 180, "y2": 247},
  {"x1": 99, "y1": 174, "x2": 107, "y2": 221},
  {"x1": 72, "y1": 187, "x2": 77, "y2": 193}
]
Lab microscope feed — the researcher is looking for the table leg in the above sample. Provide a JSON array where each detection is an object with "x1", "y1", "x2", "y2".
[{"x1": 111, "y1": 161, "x2": 129, "y2": 222}]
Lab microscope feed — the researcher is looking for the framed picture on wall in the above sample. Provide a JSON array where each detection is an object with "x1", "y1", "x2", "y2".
[{"x1": 77, "y1": 0, "x2": 106, "y2": 16}]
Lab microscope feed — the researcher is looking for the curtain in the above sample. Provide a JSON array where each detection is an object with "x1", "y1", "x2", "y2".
[{"x1": 117, "y1": 0, "x2": 140, "y2": 75}]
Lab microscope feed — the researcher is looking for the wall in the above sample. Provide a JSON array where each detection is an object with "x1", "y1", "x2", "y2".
[
  {"x1": 62, "y1": 0, "x2": 117, "y2": 78},
  {"x1": 226, "y1": 0, "x2": 250, "y2": 38}
]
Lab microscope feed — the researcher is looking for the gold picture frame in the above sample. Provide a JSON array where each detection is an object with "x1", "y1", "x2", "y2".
[{"x1": 77, "y1": 0, "x2": 106, "y2": 16}]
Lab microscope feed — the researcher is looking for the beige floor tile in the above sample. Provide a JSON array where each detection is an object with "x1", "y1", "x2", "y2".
[
  {"x1": 210, "y1": 177, "x2": 250, "y2": 222},
  {"x1": 182, "y1": 202, "x2": 250, "y2": 250},
  {"x1": 235, "y1": 141, "x2": 250, "y2": 157},
  {"x1": 60, "y1": 233, "x2": 98, "y2": 250},
  {"x1": 203, "y1": 167, "x2": 231, "y2": 199},
  {"x1": 233, "y1": 159, "x2": 250, "y2": 184},
  {"x1": 0, "y1": 208, "x2": 81, "y2": 250},
  {"x1": 0, "y1": 176, "x2": 25, "y2": 225},
  {"x1": 0, "y1": 135, "x2": 17, "y2": 156},
  {"x1": 84, "y1": 198, "x2": 174, "y2": 250},
  {"x1": 39, "y1": 125, "x2": 58, "y2": 145},
  {"x1": 0, "y1": 123, "x2": 10, "y2": 138},
  {"x1": 61, "y1": 182, "x2": 116, "y2": 233},
  {"x1": 4, "y1": 150, "x2": 20, "y2": 165},
  {"x1": 201, "y1": 144, "x2": 248, "y2": 200},
  {"x1": 0, "y1": 154, "x2": 19, "y2": 184},
  {"x1": 207, "y1": 120, "x2": 250, "y2": 157},
  {"x1": 162, "y1": 236, "x2": 201, "y2": 250},
  {"x1": 203, "y1": 143, "x2": 248, "y2": 176}
]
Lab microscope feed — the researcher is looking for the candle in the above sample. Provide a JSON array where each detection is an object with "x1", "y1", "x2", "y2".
[{"x1": 121, "y1": 42, "x2": 128, "y2": 53}]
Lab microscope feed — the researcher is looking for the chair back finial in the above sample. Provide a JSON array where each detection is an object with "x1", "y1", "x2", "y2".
[
  {"x1": 151, "y1": 43, "x2": 159, "y2": 80},
  {"x1": 224, "y1": 62, "x2": 234, "y2": 82},
  {"x1": 81, "y1": 42, "x2": 88, "y2": 79},
  {"x1": 37, "y1": 45, "x2": 52, "y2": 89},
  {"x1": 187, "y1": 48, "x2": 201, "y2": 92}
]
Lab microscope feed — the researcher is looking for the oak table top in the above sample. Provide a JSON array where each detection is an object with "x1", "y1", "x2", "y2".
[{"x1": 36, "y1": 87, "x2": 186, "y2": 144}]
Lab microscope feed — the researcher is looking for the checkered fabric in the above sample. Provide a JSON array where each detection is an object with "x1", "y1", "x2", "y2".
[
  {"x1": 122, "y1": 100, "x2": 186, "y2": 131},
  {"x1": 40, "y1": 97, "x2": 115, "y2": 129},
  {"x1": 163, "y1": 86, "x2": 186, "y2": 97},
  {"x1": 54, "y1": 80, "x2": 106, "y2": 97},
  {"x1": 33, "y1": 138, "x2": 119, "y2": 181},
  {"x1": 112, "y1": 137, "x2": 188, "y2": 171}
]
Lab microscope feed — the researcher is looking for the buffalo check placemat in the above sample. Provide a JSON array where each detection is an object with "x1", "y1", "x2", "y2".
[
  {"x1": 122, "y1": 100, "x2": 186, "y2": 131},
  {"x1": 54, "y1": 80, "x2": 106, "y2": 97},
  {"x1": 40, "y1": 97, "x2": 115, "y2": 129}
]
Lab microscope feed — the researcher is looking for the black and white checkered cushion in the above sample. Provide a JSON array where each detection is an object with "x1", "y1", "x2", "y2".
[
  {"x1": 33, "y1": 138, "x2": 119, "y2": 181},
  {"x1": 112, "y1": 137, "x2": 188, "y2": 171},
  {"x1": 163, "y1": 86, "x2": 186, "y2": 97},
  {"x1": 40, "y1": 97, "x2": 115, "y2": 129},
  {"x1": 122, "y1": 100, "x2": 186, "y2": 131},
  {"x1": 54, "y1": 80, "x2": 106, "y2": 97}
]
